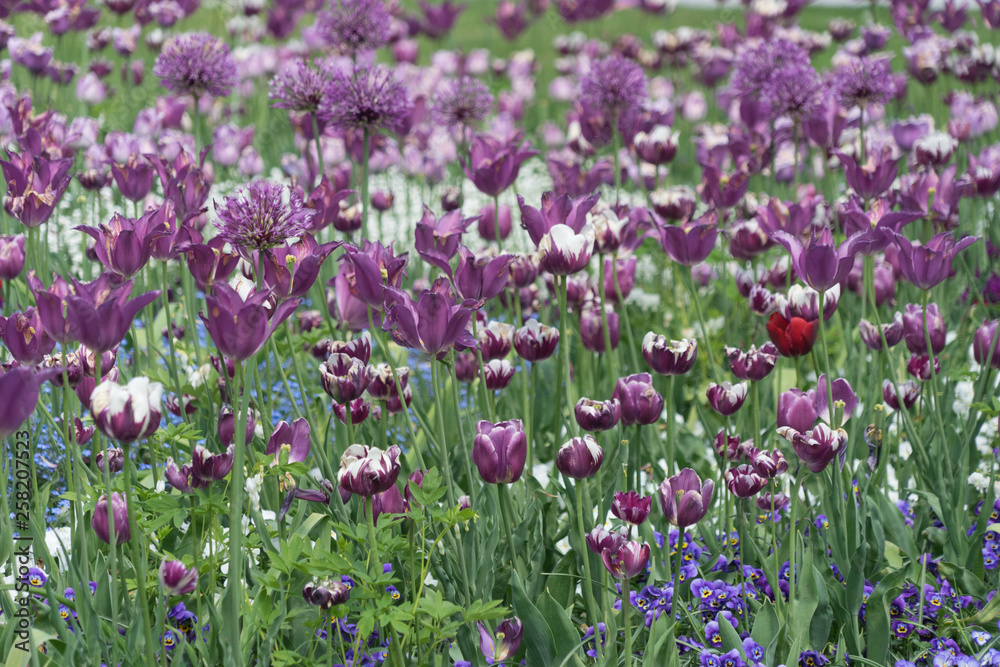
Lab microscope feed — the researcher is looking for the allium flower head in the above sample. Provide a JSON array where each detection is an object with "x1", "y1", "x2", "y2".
[
  {"x1": 317, "y1": 0, "x2": 391, "y2": 54},
  {"x1": 732, "y1": 38, "x2": 810, "y2": 102},
  {"x1": 214, "y1": 181, "x2": 311, "y2": 258},
  {"x1": 581, "y1": 54, "x2": 648, "y2": 117},
  {"x1": 833, "y1": 55, "x2": 895, "y2": 109},
  {"x1": 153, "y1": 32, "x2": 237, "y2": 98},
  {"x1": 432, "y1": 76, "x2": 494, "y2": 130},
  {"x1": 320, "y1": 64, "x2": 411, "y2": 134},
  {"x1": 770, "y1": 60, "x2": 827, "y2": 119},
  {"x1": 269, "y1": 58, "x2": 327, "y2": 112}
]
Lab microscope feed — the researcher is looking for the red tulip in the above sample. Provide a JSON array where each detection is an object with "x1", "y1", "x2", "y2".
[{"x1": 766, "y1": 312, "x2": 817, "y2": 357}]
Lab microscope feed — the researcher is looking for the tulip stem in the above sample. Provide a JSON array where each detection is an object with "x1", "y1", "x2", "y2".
[
  {"x1": 311, "y1": 111, "x2": 323, "y2": 190},
  {"x1": 684, "y1": 269, "x2": 718, "y2": 379},
  {"x1": 493, "y1": 194, "x2": 504, "y2": 253},
  {"x1": 123, "y1": 449, "x2": 157, "y2": 665},
  {"x1": 366, "y1": 496, "x2": 379, "y2": 571},
  {"x1": 598, "y1": 256, "x2": 616, "y2": 386},
  {"x1": 553, "y1": 275, "x2": 573, "y2": 441},
  {"x1": 361, "y1": 129, "x2": 370, "y2": 242},
  {"x1": 738, "y1": 499, "x2": 748, "y2": 611},
  {"x1": 430, "y1": 360, "x2": 459, "y2": 509},
  {"x1": 575, "y1": 479, "x2": 602, "y2": 660},
  {"x1": 498, "y1": 484, "x2": 523, "y2": 580},
  {"x1": 630, "y1": 425, "x2": 641, "y2": 492},
  {"x1": 226, "y1": 360, "x2": 251, "y2": 665},
  {"x1": 622, "y1": 575, "x2": 632, "y2": 667},
  {"x1": 161, "y1": 262, "x2": 187, "y2": 423},
  {"x1": 449, "y1": 356, "x2": 477, "y2": 506},
  {"x1": 920, "y1": 291, "x2": 952, "y2": 481}
]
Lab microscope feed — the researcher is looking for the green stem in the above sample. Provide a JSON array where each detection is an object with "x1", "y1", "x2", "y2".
[
  {"x1": 161, "y1": 262, "x2": 186, "y2": 422},
  {"x1": 576, "y1": 479, "x2": 602, "y2": 658},
  {"x1": 622, "y1": 575, "x2": 632, "y2": 667},
  {"x1": 493, "y1": 193, "x2": 504, "y2": 253},
  {"x1": 366, "y1": 496, "x2": 379, "y2": 571},
  {"x1": 123, "y1": 448, "x2": 157, "y2": 664},
  {"x1": 226, "y1": 360, "x2": 252, "y2": 665},
  {"x1": 361, "y1": 129, "x2": 370, "y2": 241},
  {"x1": 684, "y1": 270, "x2": 718, "y2": 378},
  {"x1": 498, "y1": 484, "x2": 523, "y2": 580}
]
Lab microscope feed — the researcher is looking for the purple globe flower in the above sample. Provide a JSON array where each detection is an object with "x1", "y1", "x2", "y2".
[
  {"x1": 833, "y1": 55, "x2": 895, "y2": 110},
  {"x1": 317, "y1": 0, "x2": 391, "y2": 55},
  {"x1": 153, "y1": 32, "x2": 237, "y2": 98},
  {"x1": 269, "y1": 58, "x2": 327, "y2": 112},
  {"x1": 214, "y1": 181, "x2": 312, "y2": 261},
  {"x1": 320, "y1": 64, "x2": 411, "y2": 135},
  {"x1": 580, "y1": 54, "x2": 648, "y2": 118},
  {"x1": 432, "y1": 76, "x2": 494, "y2": 130}
]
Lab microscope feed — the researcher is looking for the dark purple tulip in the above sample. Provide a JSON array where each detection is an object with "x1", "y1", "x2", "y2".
[
  {"x1": 602, "y1": 257, "x2": 635, "y2": 303},
  {"x1": 89, "y1": 377, "x2": 162, "y2": 443},
  {"x1": 650, "y1": 185, "x2": 697, "y2": 221},
  {"x1": 414, "y1": 206, "x2": 472, "y2": 273},
  {"x1": 0, "y1": 234, "x2": 26, "y2": 279},
  {"x1": 725, "y1": 343, "x2": 778, "y2": 381},
  {"x1": 835, "y1": 149, "x2": 898, "y2": 200},
  {"x1": 882, "y1": 379, "x2": 921, "y2": 410},
  {"x1": 419, "y1": 0, "x2": 465, "y2": 38},
  {"x1": 701, "y1": 166, "x2": 749, "y2": 210},
  {"x1": 201, "y1": 281, "x2": 298, "y2": 361},
  {"x1": 182, "y1": 237, "x2": 240, "y2": 292},
  {"x1": 261, "y1": 235, "x2": 341, "y2": 300},
  {"x1": 191, "y1": 444, "x2": 235, "y2": 483},
  {"x1": 323, "y1": 332, "x2": 373, "y2": 365},
  {"x1": 338, "y1": 445, "x2": 402, "y2": 497},
  {"x1": 894, "y1": 232, "x2": 978, "y2": 290},
  {"x1": 266, "y1": 418, "x2": 311, "y2": 465},
  {"x1": 973, "y1": 320, "x2": 1000, "y2": 370},
  {"x1": 371, "y1": 190, "x2": 393, "y2": 212},
  {"x1": 367, "y1": 364, "x2": 409, "y2": 401},
  {"x1": 472, "y1": 419, "x2": 527, "y2": 484},
  {"x1": 574, "y1": 398, "x2": 621, "y2": 432},
  {"x1": 75, "y1": 418, "x2": 95, "y2": 446},
  {"x1": 455, "y1": 246, "x2": 515, "y2": 305},
  {"x1": 477, "y1": 618, "x2": 523, "y2": 665},
  {"x1": 461, "y1": 132, "x2": 538, "y2": 197},
  {"x1": 513, "y1": 320, "x2": 559, "y2": 362},
  {"x1": 659, "y1": 468, "x2": 714, "y2": 528},
  {"x1": 773, "y1": 228, "x2": 864, "y2": 292},
  {"x1": 611, "y1": 490, "x2": 652, "y2": 526},
  {"x1": 110, "y1": 154, "x2": 155, "y2": 202},
  {"x1": 382, "y1": 287, "x2": 477, "y2": 360},
  {"x1": 164, "y1": 457, "x2": 203, "y2": 493},
  {"x1": 713, "y1": 430, "x2": 745, "y2": 461},
  {"x1": 658, "y1": 219, "x2": 718, "y2": 266},
  {"x1": 440, "y1": 186, "x2": 462, "y2": 212},
  {"x1": 478, "y1": 321, "x2": 513, "y2": 362},
  {"x1": 613, "y1": 373, "x2": 663, "y2": 426},
  {"x1": 727, "y1": 219, "x2": 770, "y2": 261},
  {"x1": 1, "y1": 150, "x2": 73, "y2": 228},
  {"x1": 642, "y1": 334, "x2": 697, "y2": 375},
  {"x1": 95, "y1": 447, "x2": 124, "y2": 474},
  {"x1": 518, "y1": 191, "x2": 600, "y2": 247},
  {"x1": 493, "y1": 1, "x2": 527, "y2": 40},
  {"x1": 859, "y1": 312, "x2": 904, "y2": 351},
  {"x1": 777, "y1": 388, "x2": 817, "y2": 432},
  {"x1": 75, "y1": 368, "x2": 119, "y2": 407},
  {"x1": 725, "y1": 464, "x2": 767, "y2": 498},
  {"x1": 320, "y1": 353, "x2": 371, "y2": 404},
  {"x1": 586, "y1": 525, "x2": 628, "y2": 555},
  {"x1": 217, "y1": 408, "x2": 256, "y2": 448},
  {"x1": 332, "y1": 398, "x2": 372, "y2": 426},
  {"x1": 404, "y1": 470, "x2": 426, "y2": 510},
  {"x1": 93, "y1": 492, "x2": 130, "y2": 545},
  {"x1": 579, "y1": 306, "x2": 619, "y2": 353},
  {"x1": 814, "y1": 375, "x2": 859, "y2": 427},
  {"x1": 538, "y1": 224, "x2": 595, "y2": 276},
  {"x1": 477, "y1": 202, "x2": 512, "y2": 242},
  {"x1": 706, "y1": 381, "x2": 748, "y2": 416},
  {"x1": 907, "y1": 353, "x2": 940, "y2": 381},
  {"x1": 80, "y1": 346, "x2": 118, "y2": 378},
  {"x1": 902, "y1": 303, "x2": 946, "y2": 355},
  {"x1": 340, "y1": 242, "x2": 409, "y2": 312},
  {"x1": 601, "y1": 541, "x2": 651, "y2": 580},
  {"x1": 483, "y1": 359, "x2": 516, "y2": 391},
  {"x1": 777, "y1": 423, "x2": 847, "y2": 474},
  {"x1": 75, "y1": 210, "x2": 166, "y2": 280},
  {"x1": 303, "y1": 581, "x2": 350, "y2": 609},
  {"x1": 2, "y1": 309, "x2": 56, "y2": 365},
  {"x1": 556, "y1": 435, "x2": 604, "y2": 479},
  {"x1": 159, "y1": 559, "x2": 198, "y2": 596},
  {"x1": 64, "y1": 274, "x2": 160, "y2": 354}
]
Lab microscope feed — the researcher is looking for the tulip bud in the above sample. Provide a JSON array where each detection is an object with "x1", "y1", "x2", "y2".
[
  {"x1": 471, "y1": 419, "x2": 526, "y2": 484},
  {"x1": 338, "y1": 445, "x2": 402, "y2": 496},
  {"x1": 513, "y1": 319, "x2": 559, "y2": 362},
  {"x1": 585, "y1": 524, "x2": 628, "y2": 555},
  {"x1": 613, "y1": 373, "x2": 663, "y2": 426},
  {"x1": 706, "y1": 381, "x2": 748, "y2": 416},
  {"x1": 95, "y1": 447, "x2": 124, "y2": 474},
  {"x1": 611, "y1": 490, "x2": 652, "y2": 526},
  {"x1": 579, "y1": 305, "x2": 619, "y2": 353},
  {"x1": 92, "y1": 492, "x2": 130, "y2": 545},
  {"x1": 556, "y1": 435, "x2": 604, "y2": 479},
  {"x1": 858, "y1": 312, "x2": 904, "y2": 351},
  {"x1": 642, "y1": 334, "x2": 697, "y2": 375},
  {"x1": 902, "y1": 303, "x2": 946, "y2": 355},
  {"x1": 159, "y1": 558, "x2": 198, "y2": 596},
  {"x1": 441, "y1": 186, "x2": 462, "y2": 212},
  {"x1": 89, "y1": 376, "x2": 163, "y2": 443},
  {"x1": 601, "y1": 540, "x2": 650, "y2": 580},
  {"x1": 973, "y1": 319, "x2": 1000, "y2": 370},
  {"x1": 659, "y1": 468, "x2": 714, "y2": 528},
  {"x1": 574, "y1": 397, "x2": 621, "y2": 432}
]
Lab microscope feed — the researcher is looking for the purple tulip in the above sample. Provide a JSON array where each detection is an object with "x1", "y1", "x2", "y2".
[
  {"x1": 586, "y1": 525, "x2": 628, "y2": 556},
  {"x1": 773, "y1": 228, "x2": 865, "y2": 293},
  {"x1": 859, "y1": 312, "x2": 904, "y2": 351},
  {"x1": 1, "y1": 308, "x2": 56, "y2": 365},
  {"x1": 835, "y1": 149, "x2": 898, "y2": 200},
  {"x1": 164, "y1": 458, "x2": 205, "y2": 493},
  {"x1": 191, "y1": 444, "x2": 235, "y2": 482},
  {"x1": 882, "y1": 379, "x2": 921, "y2": 410},
  {"x1": 556, "y1": 435, "x2": 604, "y2": 479},
  {"x1": 476, "y1": 201, "x2": 512, "y2": 242},
  {"x1": 95, "y1": 447, "x2": 124, "y2": 474},
  {"x1": 1, "y1": 149, "x2": 73, "y2": 228},
  {"x1": 75, "y1": 209, "x2": 168, "y2": 280},
  {"x1": 217, "y1": 408, "x2": 256, "y2": 448},
  {"x1": 777, "y1": 387, "x2": 818, "y2": 432},
  {"x1": 907, "y1": 353, "x2": 940, "y2": 381},
  {"x1": 973, "y1": 320, "x2": 1000, "y2": 370},
  {"x1": 748, "y1": 447, "x2": 788, "y2": 479},
  {"x1": 92, "y1": 492, "x2": 130, "y2": 545},
  {"x1": 182, "y1": 237, "x2": 240, "y2": 292},
  {"x1": 0, "y1": 234, "x2": 26, "y2": 279},
  {"x1": 477, "y1": 618, "x2": 523, "y2": 665},
  {"x1": 894, "y1": 232, "x2": 978, "y2": 290},
  {"x1": 659, "y1": 468, "x2": 714, "y2": 528},
  {"x1": 483, "y1": 359, "x2": 516, "y2": 391},
  {"x1": 260, "y1": 235, "x2": 341, "y2": 300},
  {"x1": 642, "y1": 334, "x2": 697, "y2": 376},
  {"x1": 706, "y1": 381, "x2": 748, "y2": 416},
  {"x1": 613, "y1": 373, "x2": 663, "y2": 426},
  {"x1": 725, "y1": 343, "x2": 778, "y2": 381},
  {"x1": 472, "y1": 419, "x2": 527, "y2": 484},
  {"x1": 201, "y1": 281, "x2": 298, "y2": 361},
  {"x1": 573, "y1": 398, "x2": 621, "y2": 432},
  {"x1": 159, "y1": 559, "x2": 198, "y2": 596},
  {"x1": 371, "y1": 484, "x2": 405, "y2": 524},
  {"x1": 814, "y1": 375, "x2": 860, "y2": 427},
  {"x1": 579, "y1": 306, "x2": 619, "y2": 353},
  {"x1": 518, "y1": 191, "x2": 600, "y2": 247},
  {"x1": 513, "y1": 320, "x2": 559, "y2": 362},
  {"x1": 414, "y1": 206, "x2": 472, "y2": 273},
  {"x1": 61, "y1": 274, "x2": 161, "y2": 353},
  {"x1": 658, "y1": 219, "x2": 718, "y2": 266},
  {"x1": 611, "y1": 490, "x2": 652, "y2": 525},
  {"x1": 601, "y1": 540, "x2": 651, "y2": 580},
  {"x1": 701, "y1": 166, "x2": 749, "y2": 209},
  {"x1": 303, "y1": 580, "x2": 350, "y2": 609},
  {"x1": 725, "y1": 464, "x2": 767, "y2": 498},
  {"x1": 89, "y1": 376, "x2": 163, "y2": 443},
  {"x1": 382, "y1": 287, "x2": 477, "y2": 360},
  {"x1": 538, "y1": 223, "x2": 595, "y2": 276},
  {"x1": 367, "y1": 364, "x2": 409, "y2": 401},
  {"x1": 340, "y1": 241, "x2": 409, "y2": 312},
  {"x1": 332, "y1": 398, "x2": 373, "y2": 426},
  {"x1": 455, "y1": 246, "x2": 515, "y2": 305},
  {"x1": 714, "y1": 430, "x2": 746, "y2": 461},
  {"x1": 650, "y1": 185, "x2": 697, "y2": 221},
  {"x1": 777, "y1": 423, "x2": 847, "y2": 473},
  {"x1": 266, "y1": 418, "x2": 312, "y2": 466},
  {"x1": 477, "y1": 322, "x2": 514, "y2": 362},
  {"x1": 338, "y1": 445, "x2": 402, "y2": 497},
  {"x1": 320, "y1": 353, "x2": 371, "y2": 404},
  {"x1": 902, "y1": 303, "x2": 946, "y2": 355},
  {"x1": 461, "y1": 132, "x2": 538, "y2": 197}
]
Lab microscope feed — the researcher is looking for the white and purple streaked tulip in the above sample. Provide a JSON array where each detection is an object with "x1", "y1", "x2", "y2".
[
  {"x1": 589, "y1": 206, "x2": 626, "y2": 254},
  {"x1": 642, "y1": 334, "x2": 697, "y2": 376},
  {"x1": 483, "y1": 359, "x2": 516, "y2": 391},
  {"x1": 303, "y1": 580, "x2": 350, "y2": 609},
  {"x1": 217, "y1": 408, "x2": 256, "y2": 447},
  {"x1": 659, "y1": 468, "x2": 714, "y2": 528},
  {"x1": 611, "y1": 490, "x2": 652, "y2": 526},
  {"x1": 725, "y1": 464, "x2": 768, "y2": 498},
  {"x1": 556, "y1": 435, "x2": 604, "y2": 479},
  {"x1": 706, "y1": 381, "x2": 748, "y2": 416},
  {"x1": 747, "y1": 447, "x2": 788, "y2": 479},
  {"x1": 859, "y1": 312, "x2": 904, "y2": 351},
  {"x1": 601, "y1": 540, "x2": 651, "y2": 580},
  {"x1": 907, "y1": 353, "x2": 940, "y2": 381},
  {"x1": 478, "y1": 321, "x2": 514, "y2": 362},
  {"x1": 586, "y1": 525, "x2": 629, "y2": 556},
  {"x1": 367, "y1": 364, "x2": 409, "y2": 400},
  {"x1": 633, "y1": 125, "x2": 679, "y2": 165},
  {"x1": 725, "y1": 343, "x2": 778, "y2": 382},
  {"x1": 159, "y1": 558, "x2": 198, "y2": 596},
  {"x1": 92, "y1": 492, "x2": 130, "y2": 545},
  {"x1": 332, "y1": 398, "x2": 373, "y2": 425},
  {"x1": 538, "y1": 223, "x2": 595, "y2": 276},
  {"x1": 776, "y1": 284, "x2": 840, "y2": 323},
  {"x1": 613, "y1": 373, "x2": 664, "y2": 426},
  {"x1": 89, "y1": 376, "x2": 163, "y2": 443},
  {"x1": 191, "y1": 444, "x2": 235, "y2": 483},
  {"x1": 513, "y1": 319, "x2": 559, "y2": 362},
  {"x1": 574, "y1": 397, "x2": 621, "y2": 432},
  {"x1": 320, "y1": 353, "x2": 371, "y2": 404},
  {"x1": 338, "y1": 445, "x2": 402, "y2": 497},
  {"x1": 882, "y1": 379, "x2": 921, "y2": 410},
  {"x1": 477, "y1": 618, "x2": 523, "y2": 665},
  {"x1": 778, "y1": 423, "x2": 848, "y2": 474},
  {"x1": 471, "y1": 419, "x2": 526, "y2": 484}
]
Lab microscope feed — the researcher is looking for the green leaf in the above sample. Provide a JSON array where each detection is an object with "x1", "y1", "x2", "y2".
[
  {"x1": 751, "y1": 600, "x2": 779, "y2": 649},
  {"x1": 511, "y1": 570, "x2": 555, "y2": 666},
  {"x1": 645, "y1": 615, "x2": 680, "y2": 667},
  {"x1": 537, "y1": 590, "x2": 580, "y2": 665},
  {"x1": 719, "y1": 615, "x2": 745, "y2": 659},
  {"x1": 866, "y1": 568, "x2": 908, "y2": 666}
]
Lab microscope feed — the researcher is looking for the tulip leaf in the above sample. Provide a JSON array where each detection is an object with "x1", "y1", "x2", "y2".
[
  {"x1": 511, "y1": 570, "x2": 555, "y2": 666},
  {"x1": 537, "y1": 589, "x2": 580, "y2": 665},
  {"x1": 646, "y1": 615, "x2": 680, "y2": 667},
  {"x1": 865, "y1": 567, "x2": 908, "y2": 666},
  {"x1": 719, "y1": 615, "x2": 745, "y2": 658},
  {"x1": 750, "y1": 599, "x2": 779, "y2": 649}
]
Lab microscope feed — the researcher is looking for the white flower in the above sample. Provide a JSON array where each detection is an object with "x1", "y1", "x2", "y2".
[
  {"x1": 897, "y1": 441, "x2": 912, "y2": 461},
  {"x1": 245, "y1": 472, "x2": 263, "y2": 512},
  {"x1": 968, "y1": 472, "x2": 990, "y2": 494}
]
